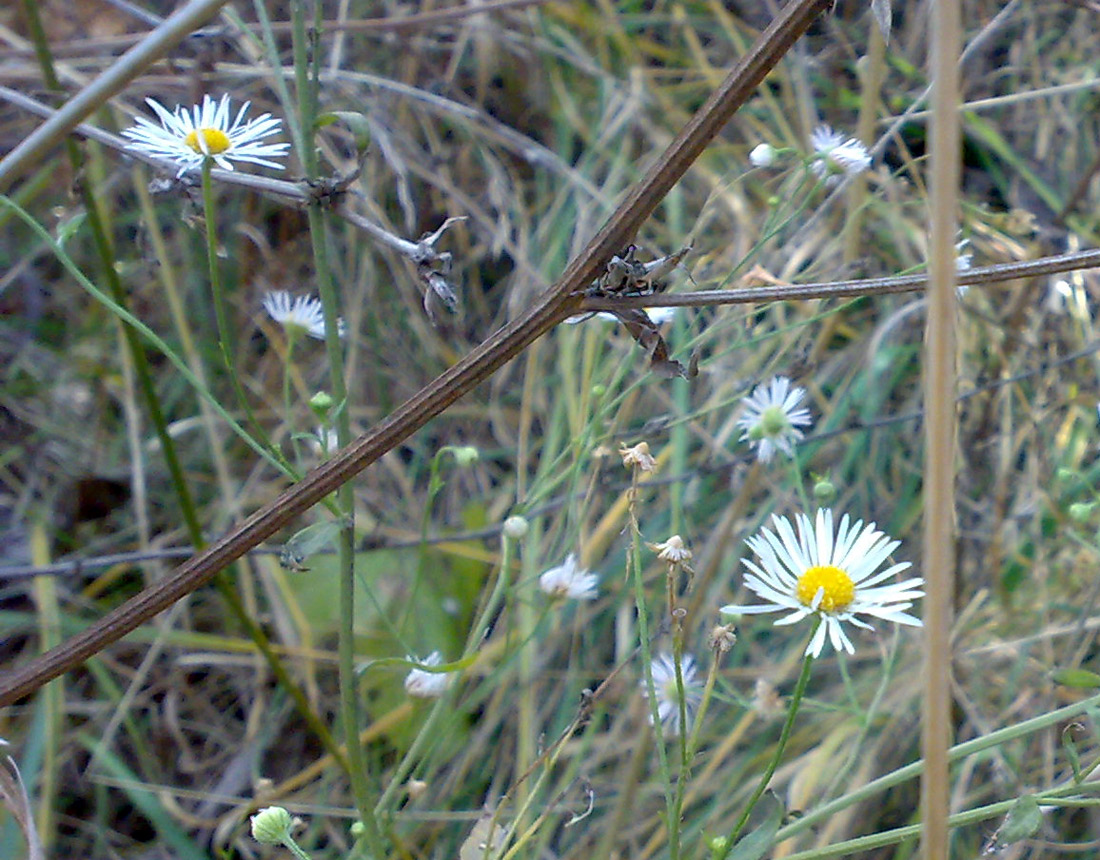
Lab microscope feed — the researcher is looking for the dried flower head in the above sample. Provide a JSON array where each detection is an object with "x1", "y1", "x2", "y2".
[
  {"x1": 620, "y1": 441, "x2": 657, "y2": 473},
  {"x1": 648, "y1": 534, "x2": 693, "y2": 565},
  {"x1": 123, "y1": 94, "x2": 289, "y2": 174},
  {"x1": 721, "y1": 509, "x2": 924, "y2": 658},
  {"x1": 736, "y1": 376, "x2": 812, "y2": 463},
  {"x1": 539, "y1": 554, "x2": 599, "y2": 601},
  {"x1": 708, "y1": 623, "x2": 737, "y2": 655},
  {"x1": 751, "y1": 678, "x2": 783, "y2": 717},
  {"x1": 810, "y1": 125, "x2": 871, "y2": 184}
]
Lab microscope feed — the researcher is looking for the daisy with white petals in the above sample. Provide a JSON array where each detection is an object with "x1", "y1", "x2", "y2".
[
  {"x1": 721, "y1": 509, "x2": 924, "y2": 658},
  {"x1": 404, "y1": 652, "x2": 453, "y2": 698},
  {"x1": 123, "y1": 94, "x2": 289, "y2": 174},
  {"x1": 539, "y1": 554, "x2": 598, "y2": 600},
  {"x1": 263, "y1": 291, "x2": 345, "y2": 341},
  {"x1": 736, "y1": 376, "x2": 812, "y2": 463},
  {"x1": 642, "y1": 653, "x2": 703, "y2": 736},
  {"x1": 810, "y1": 125, "x2": 871, "y2": 185}
]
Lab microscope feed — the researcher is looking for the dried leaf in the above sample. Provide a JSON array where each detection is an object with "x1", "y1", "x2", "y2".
[
  {"x1": 610, "y1": 308, "x2": 690, "y2": 378},
  {"x1": 459, "y1": 806, "x2": 505, "y2": 860}
]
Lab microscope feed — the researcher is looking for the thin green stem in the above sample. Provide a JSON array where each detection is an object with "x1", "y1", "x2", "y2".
[
  {"x1": 631, "y1": 476, "x2": 680, "y2": 860},
  {"x1": 719, "y1": 638, "x2": 816, "y2": 859}
]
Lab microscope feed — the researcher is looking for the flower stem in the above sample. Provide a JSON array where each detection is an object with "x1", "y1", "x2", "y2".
[{"x1": 719, "y1": 635, "x2": 817, "y2": 858}]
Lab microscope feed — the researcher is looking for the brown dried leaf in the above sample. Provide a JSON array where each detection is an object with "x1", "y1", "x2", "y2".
[{"x1": 610, "y1": 308, "x2": 690, "y2": 379}]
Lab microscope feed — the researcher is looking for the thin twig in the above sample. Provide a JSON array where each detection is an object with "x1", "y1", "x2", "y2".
[{"x1": 0, "y1": 0, "x2": 850, "y2": 705}]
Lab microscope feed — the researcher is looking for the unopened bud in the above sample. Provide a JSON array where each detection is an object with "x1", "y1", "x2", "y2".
[
  {"x1": 503, "y1": 515, "x2": 529, "y2": 540},
  {"x1": 251, "y1": 806, "x2": 292, "y2": 845}
]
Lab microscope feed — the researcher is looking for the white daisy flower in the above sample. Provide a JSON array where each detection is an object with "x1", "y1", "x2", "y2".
[
  {"x1": 810, "y1": 125, "x2": 871, "y2": 184},
  {"x1": 404, "y1": 651, "x2": 453, "y2": 698},
  {"x1": 736, "y1": 376, "x2": 812, "y2": 463},
  {"x1": 539, "y1": 554, "x2": 598, "y2": 600},
  {"x1": 749, "y1": 143, "x2": 777, "y2": 167},
  {"x1": 262, "y1": 290, "x2": 345, "y2": 341},
  {"x1": 566, "y1": 307, "x2": 678, "y2": 325},
  {"x1": 122, "y1": 94, "x2": 289, "y2": 174},
  {"x1": 642, "y1": 653, "x2": 703, "y2": 737},
  {"x1": 721, "y1": 509, "x2": 924, "y2": 658}
]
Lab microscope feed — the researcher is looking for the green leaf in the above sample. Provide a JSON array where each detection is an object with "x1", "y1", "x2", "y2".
[
  {"x1": 998, "y1": 795, "x2": 1043, "y2": 845},
  {"x1": 727, "y1": 791, "x2": 784, "y2": 860},
  {"x1": 1052, "y1": 668, "x2": 1100, "y2": 688},
  {"x1": 1062, "y1": 723, "x2": 1083, "y2": 783},
  {"x1": 317, "y1": 111, "x2": 371, "y2": 150}
]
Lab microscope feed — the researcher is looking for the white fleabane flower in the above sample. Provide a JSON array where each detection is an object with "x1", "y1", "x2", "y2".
[
  {"x1": 539, "y1": 554, "x2": 598, "y2": 600},
  {"x1": 736, "y1": 376, "x2": 812, "y2": 463},
  {"x1": 263, "y1": 291, "x2": 345, "y2": 341},
  {"x1": 749, "y1": 143, "x2": 777, "y2": 167},
  {"x1": 810, "y1": 125, "x2": 871, "y2": 184},
  {"x1": 642, "y1": 653, "x2": 703, "y2": 736},
  {"x1": 122, "y1": 94, "x2": 289, "y2": 174},
  {"x1": 566, "y1": 307, "x2": 678, "y2": 325},
  {"x1": 404, "y1": 652, "x2": 453, "y2": 698},
  {"x1": 721, "y1": 509, "x2": 924, "y2": 658}
]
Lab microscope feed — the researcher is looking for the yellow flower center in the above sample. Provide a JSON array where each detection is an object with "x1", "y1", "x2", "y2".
[
  {"x1": 185, "y1": 127, "x2": 232, "y2": 155},
  {"x1": 795, "y1": 565, "x2": 855, "y2": 612}
]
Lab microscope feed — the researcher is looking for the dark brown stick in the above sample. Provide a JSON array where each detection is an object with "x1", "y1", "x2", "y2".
[{"x1": 0, "y1": 0, "x2": 831, "y2": 706}]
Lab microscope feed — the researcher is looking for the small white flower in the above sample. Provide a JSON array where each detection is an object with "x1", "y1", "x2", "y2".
[
  {"x1": 955, "y1": 239, "x2": 973, "y2": 273},
  {"x1": 567, "y1": 307, "x2": 678, "y2": 325},
  {"x1": 642, "y1": 653, "x2": 703, "y2": 737},
  {"x1": 721, "y1": 509, "x2": 924, "y2": 658},
  {"x1": 311, "y1": 426, "x2": 339, "y2": 455},
  {"x1": 749, "y1": 143, "x2": 777, "y2": 167},
  {"x1": 539, "y1": 554, "x2": 598, "y2": 600},
  {"x1": 810, "y1": 125, "x2": 871, "y2": 184},
  {"x1": 404, "y1": 652, "x2": 453, "y2": 698},
  {"x1": 263, "y1": 290, "x2": 345, "y2": 341},
  {"x1": 122, "y1": 94, "x2": 289, "y2": 174},
  {"x1": 736, "y1": 376, "x2": 812, "y2": 463}
]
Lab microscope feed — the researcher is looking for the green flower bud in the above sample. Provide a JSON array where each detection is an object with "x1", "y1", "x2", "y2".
[
  {"x1": 1070, "y1": 502, "x2": 1095, "y2": 523},
  {"x1": 251, "y1": 806, "x2": 293, "y2": 845},
  {"x1": 309, "y1": 391, "x2": 335, "y2": 418},
  {"x1": 503, "y1": 515, "x2": 529, "y2": 540},
  {"x1": 813, "y1": 478, "x2": 838, "y2": 505},
  {"x1": 450, "y1": 446, "x2": 479, "y2": 467}
]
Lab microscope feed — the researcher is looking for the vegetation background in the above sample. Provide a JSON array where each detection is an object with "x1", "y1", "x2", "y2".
[{"x1": 3, "y1": 0, "x2": 1100, "y2": 857}]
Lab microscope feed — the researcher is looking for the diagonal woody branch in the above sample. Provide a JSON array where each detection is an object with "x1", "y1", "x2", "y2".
[{"x1": 0, "y1": 0, "x2": 832, "y2": 706}]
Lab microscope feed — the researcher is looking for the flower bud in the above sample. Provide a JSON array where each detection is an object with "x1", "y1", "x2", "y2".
[
  {"x1": 749, "y1": 143, "x2": 776, "y2": 167},
  {"x1": 1069, "y1": 502, "x2": 1095, "y2": 523},
  {"x1": 503, "y1": 515, "x2": 529, "y2": 540},
  {"x1": 309, "y1": 391, "x2": 335, "y2": 418},
  {"x1": 450, "y1": 446, "x2": 479, "y2": 467},
  {"x1": 813, "y1": 478, "x2": 838, "y2": 505},
  {"x1": 251, "y1": 806, "x2": 293, "y2": 845}
]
